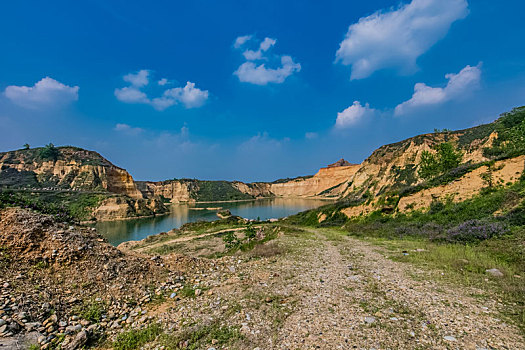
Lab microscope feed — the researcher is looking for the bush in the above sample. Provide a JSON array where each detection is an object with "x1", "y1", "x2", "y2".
[
  {"x1": 483, "y1": 106, "x2": 525, "y2": 159},
  {"x1": 222, "y1": 231, "x2": 241, "y2": 249},
  {"x1": 39, "y1": 143, "x2": 60, "y2": 161},
  {"x1": 444, "y1": 220, "x2": 508, "y2": 243},
  {"x1": 244, "y1": 224, "x2": 256, "y2": 241}
]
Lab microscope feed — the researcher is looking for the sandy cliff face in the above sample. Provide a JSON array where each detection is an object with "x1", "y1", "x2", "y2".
[
  {"x1": 92, "y1": 196, "x2": 166, "y2": 221},
  {"x1": 139, "y1": 164, "x2": 362, "y2": 203},
  {"x1": 136, "y1": 180, "x2": 196, "y2": 203},
  {"x1": 339, "y1": 129, "x2": 497, "y2": 199},
  {"x1": 267, "y1": 164, "x2": 360, "y2": 198},
  {"x1": 0, "y1": 147, "x2": 143, "y2": 199}
]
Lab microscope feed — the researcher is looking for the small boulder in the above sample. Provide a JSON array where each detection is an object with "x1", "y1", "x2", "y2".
[{"x1": 485, "y1": 268, "x2": 503, "y2": 277}]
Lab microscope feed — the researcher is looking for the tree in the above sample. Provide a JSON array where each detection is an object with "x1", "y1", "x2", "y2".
[
  {"x1": 435, "y1": 142, "x2": 463, "y2": 173},
  {"x1": 39, "y1": 143, "x2": 59, "y2": 161},
  {"x1": 417, "y1": 150, "x2": 439, "y2": 180},
  {"x1": 23, "y1": 143, "x2": 30, "y2": 150},
  {"x1": 418, "y1": 142, "x2": 463, "y2": 180}
]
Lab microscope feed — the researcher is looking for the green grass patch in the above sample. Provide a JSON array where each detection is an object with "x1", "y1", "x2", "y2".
[
  {"x1": 160, "y1": 323, "x2": 242, "y2": 350},
  {"x1": 113, "y1": 323, "x2": 163, "y2": 350}
]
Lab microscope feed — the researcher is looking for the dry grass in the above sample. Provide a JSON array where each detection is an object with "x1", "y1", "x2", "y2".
[{"x1": 249, "y1": 242, "x2": 284, "y2": 258}]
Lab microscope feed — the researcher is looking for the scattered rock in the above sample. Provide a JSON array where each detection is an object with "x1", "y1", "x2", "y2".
[
  {"x1": 485, "y1": 268, "x2": 504, "y2": 277},
  {"x1": 364, "y1": 316, "x2": 376, "y2": 324}
]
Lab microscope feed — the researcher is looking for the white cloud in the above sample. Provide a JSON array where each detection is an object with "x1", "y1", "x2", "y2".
[
  {"x1": 305, "y1": 132, "x2": 318, "y2": 139},
  {"x1": 234, "y1": 56, "x2": 301, "y2": 85},
  {"x1": 123, "y1": 69, "x2": 149, "y2": 87},
  {"x1": 114, "y1": 86, "x2": 149, "y2": 104},
  {"x1": 335, "y1": 101, "x2": 375, "y2": 128},
  {"x1": 162, "y1": 82, "x2": 209, "y2": 109},
  {"x1": 4, "y1": 77, "x2": 79, "y2": 109},
  {"x1": 234, "y1": 35, "x2": 252, "y2": 49},
  {"x1": 243, "y1": 37, "x2": 276, "y2": 60},
  {"x1": 233, "y1": 36, "x2": 300, "y2": 85},
  {"x1": 115, "y1": 71, "x2": 208, "y2": 110},
  {"x1": 395, "y1": 63, "x2": 481, "y2": 115},
  {"x1": 335, "y1": 0, "x2": 469, "y2": 80},
  {"x1": 114, "y1": 123, "x2": 143, "y2": 135}
]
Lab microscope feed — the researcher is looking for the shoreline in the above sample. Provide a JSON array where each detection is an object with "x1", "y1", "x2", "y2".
[{"x1": 85, "y1": 196, "x2": 337, "y2": 224}]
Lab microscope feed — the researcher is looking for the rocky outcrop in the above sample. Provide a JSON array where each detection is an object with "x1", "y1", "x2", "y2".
[
  {"x1": 92, "y1": 196, "x2": 167, "y2": 221},
  {"x1": 136, "y1": 180, "x2": 196, "y2": 203},
  {"x1": 0, "y1": 147, "x2": 168, "y2": 221},
  {"x1": 338, "y1": 127, "x2": 497, "y2": 199},
  {"x1": 0, "y1": 147, "x2": 142, "y2": 199}
]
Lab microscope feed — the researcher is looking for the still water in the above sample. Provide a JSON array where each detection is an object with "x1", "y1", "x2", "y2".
[{"x1": 96, "y1": 198, "x2": 330, "y2": 246}]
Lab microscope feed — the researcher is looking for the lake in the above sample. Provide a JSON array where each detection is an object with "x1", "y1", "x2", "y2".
[{"x1": 96, "y1": 198, "x2": 331, "y2": 246}]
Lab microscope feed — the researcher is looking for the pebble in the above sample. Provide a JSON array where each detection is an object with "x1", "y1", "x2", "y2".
[
  {"x1": 364, "y1": 316, "x2": 376, "y2": 324},
  {"x1": 444, "y1": 335, "x2": 457, "y2": 341}
]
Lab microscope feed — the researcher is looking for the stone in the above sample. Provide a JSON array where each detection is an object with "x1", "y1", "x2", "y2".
[
  {"x1": 485, "y1": 268, "x2": 503, "y2": 277},
  {"x1": 195, "y1": 289, "x2": 202, "y2": 296},
  {"x1": 66, "y1": 325, "x2": 82, "y2": 334},
  {"x1": 170, "y1": 292, "x2": 177, "y2": 299},
  {"x1": 364, "y1": 316, "x2": 376, "y2": 324},
  {"x1": 444, "y1": 335, "x2": 457, "y2": 341},
  {"x1": 63, "y1": 330, "x2": 87, "y2": 350}
]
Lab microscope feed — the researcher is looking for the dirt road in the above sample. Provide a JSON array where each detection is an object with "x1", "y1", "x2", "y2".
[{"x1": 143, "y1": 226, "x2": 524, "y2": 349}]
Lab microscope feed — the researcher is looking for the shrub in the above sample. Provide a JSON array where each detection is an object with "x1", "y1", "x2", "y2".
[
  {"x1": 244, "y1": 224, "x2": 256, "y2": 241},
  {"x1": 444, "y1": 220, "x2": 508, "y2": 243},
  {"x1": 39, "y1": 143, "x2": 60, "y2": 161},
  {"x1": 222, "y1": 231, "x2": 241, "y2": 249}
]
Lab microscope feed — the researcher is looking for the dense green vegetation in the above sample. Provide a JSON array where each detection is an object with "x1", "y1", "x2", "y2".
[
  {"x1": 483, "y1": 106, "x2": 525, "y2": 159},
  {"x1": 192, "y1": 180, "x2": 254, "y2": 202},
  {"x1": 39, "y1": 143, "x2": 60, "y2": 161},
  {"x1": 0, "y1": 190, "x2": 106, "y2": 221},
  {"x1": 418, "y1": 142, "x2": 463, "y2": 180}
]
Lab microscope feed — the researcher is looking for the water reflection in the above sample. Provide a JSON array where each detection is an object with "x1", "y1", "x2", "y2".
[{"x1": 96, "y1": 198, "x2": 331, "y2": 246}]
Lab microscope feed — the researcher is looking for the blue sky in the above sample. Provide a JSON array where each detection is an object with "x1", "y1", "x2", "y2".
[{"x1": 1, "y1": 0, "x2": 524, "y2": 181}]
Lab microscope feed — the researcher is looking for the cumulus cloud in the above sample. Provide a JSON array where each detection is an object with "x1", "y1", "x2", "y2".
[
  {"x1": 335, "y1": 101, "x2": 375, "y2": 129},
  {"x1": 114, "y1": 123, "x2": 143, "y2": 135},
  {"x1": 123, "y1": 69, "x2": 149, "y2": 87},
  {"x1": 115, "y1": 70, "x2": 208, "y2": 110},
  {"x1": 335, "y1": 0, "x2": 469, "y2": 80},
  {"x1": 394, "y1": 63, "x2": 481, "y2": 115},
  {"x1": 243, "y1": 37, "x2": 276, "y2": 60},
  {"x1": 162, "y1": 82, "x2": 209, "y2": 108},
  {"x1": 233, "y1": 35, "x2": 301, "y2": 85},
  {"x1": 234, "y1": 56, "x2": 301, "y2": 85},
  {"x1": 4, "y1": 77, "x2": 79, "y2": 109}
]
